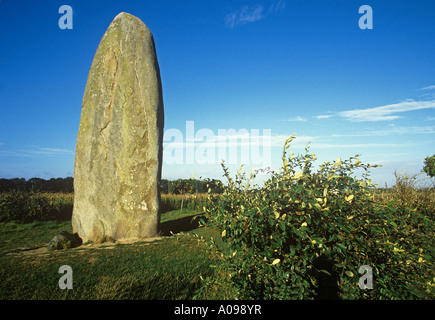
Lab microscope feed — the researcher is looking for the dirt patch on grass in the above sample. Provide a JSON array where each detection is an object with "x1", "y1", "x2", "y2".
[
  {"x1": 6, "y1": 236, "x2": 164, "y2": 256},
  {"x1": 114, "y1": 236, "x2": 163, "y2": 245},
  {"x1": 6, "y1": 246, "x2": 48, "y2": 256}
]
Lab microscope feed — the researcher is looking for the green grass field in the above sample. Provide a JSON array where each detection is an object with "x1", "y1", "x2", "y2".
[
  {"x1": 0, "y1": 209, "x2": 233, "y2": 300},
  {"x1": 0, "y1": 183, "x2": 433, "y2": 300}
]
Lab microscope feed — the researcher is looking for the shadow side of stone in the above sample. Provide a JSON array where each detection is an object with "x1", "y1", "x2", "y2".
[
  {"x1": 47, "y1": 213, "x2": 206, "y2": 250},
  {"x1": 159, "y1": 214, "x2": 207, "y2": 236}
]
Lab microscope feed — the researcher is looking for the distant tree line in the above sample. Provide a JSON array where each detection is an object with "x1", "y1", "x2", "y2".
[
  {"x1": 0, "y1": 177, "x2": 74, "y2": 193},
  {"x1": 0, "y1": 177, "x2": 224, "y2": 194},
  {"x1": 160, "y1": 178, "x2": 224, "y2": 194}
]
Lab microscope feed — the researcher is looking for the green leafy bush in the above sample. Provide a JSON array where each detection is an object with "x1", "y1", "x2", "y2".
[{"x1": 203, "y1": 135, "x2": 434, "y2": 299}]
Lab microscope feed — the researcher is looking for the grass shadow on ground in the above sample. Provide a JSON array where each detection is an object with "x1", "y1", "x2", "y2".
[
  {"x1": 159, "y1": 212, "x2": 207, "y2": 236},
  {"x1": 0, "y1": 209, "x2": 233, "y2": 300}
]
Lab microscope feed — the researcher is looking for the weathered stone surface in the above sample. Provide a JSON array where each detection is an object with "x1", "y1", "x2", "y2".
[{"x1": 72, "y1": 12, "x2": 164, "y2": 243}]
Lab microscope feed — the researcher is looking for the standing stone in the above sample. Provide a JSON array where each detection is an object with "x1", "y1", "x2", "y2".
[{"x1": 72, "y1": 12, "x2": 164, "y2": 243}]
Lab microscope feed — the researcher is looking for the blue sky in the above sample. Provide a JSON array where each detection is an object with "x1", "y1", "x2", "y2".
[{"x1": 0, "y1": 0, "x2": 434, "y2": 187}]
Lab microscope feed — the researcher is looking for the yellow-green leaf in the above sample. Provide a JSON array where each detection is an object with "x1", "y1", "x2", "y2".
[
  {"x1": 301, "y1": 222, "x2": 307, "y2": 227},
  {"x1": 221, "y1": 230, "x2": 226, "y2": 237},
  {"x1": 294, "y1": 172, "x2": 303, "y2": 180},
  {"x1": 272, "y1": 259, "x2": 280, "y2": 265},
  {"x1": 274, "y1": 210, "x2": 280, "y2": 219},
  {"x1": 345, "y1": 271, "x2": 354, "y2": 277}
]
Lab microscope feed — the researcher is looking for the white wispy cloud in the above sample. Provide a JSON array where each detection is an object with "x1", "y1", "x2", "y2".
[
  {"x1": 331, "y1": 124, "x2": 435, "y2": 137},
  {"x1": 225, "y1": 1, "x2": 286, "y2": 28},
  {"x1": 269, "y1": 134, "x2": 314, "y2": 148},
  {"x1": 420, "y1": 85, "x2": 435, "y2": 91},
  {"x1": 420, "y1": 85, "x2": 435, "y2": 99},
  {"x1": 310, "y1": 142, "x2": 406, "y2": 149},
  {"x1": 339, "y1": 99, "x2": 435, "y2": 122},
  {"x1": 267, "y1": 0, "x2": 286, "y2": 14},
  {"x1": 225, "y1": 5, "x2": 264, "y2": 28},
  {"x1": 314, "y1": 115, "x2": 332, "y2": 119},
  {"x1": 0, "y1": 147, "x2": 73, "y2": 158},
  {"x1": 281, "y1": 116, "x2": 307, "y2": 122}
]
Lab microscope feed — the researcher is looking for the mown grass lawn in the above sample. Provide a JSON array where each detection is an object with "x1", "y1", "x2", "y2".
[{"x1": 0, "y1": 209, "x2": 228, "y2": 300}]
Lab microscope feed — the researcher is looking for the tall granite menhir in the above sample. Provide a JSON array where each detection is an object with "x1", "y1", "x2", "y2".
[{"x1": 72, "y1": 12, "x2": 164, "y2": 243}]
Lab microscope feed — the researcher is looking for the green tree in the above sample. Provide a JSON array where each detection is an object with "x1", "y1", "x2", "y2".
[{"x1": 423, "y1": 154, "x2": 435, "y2": 178}]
